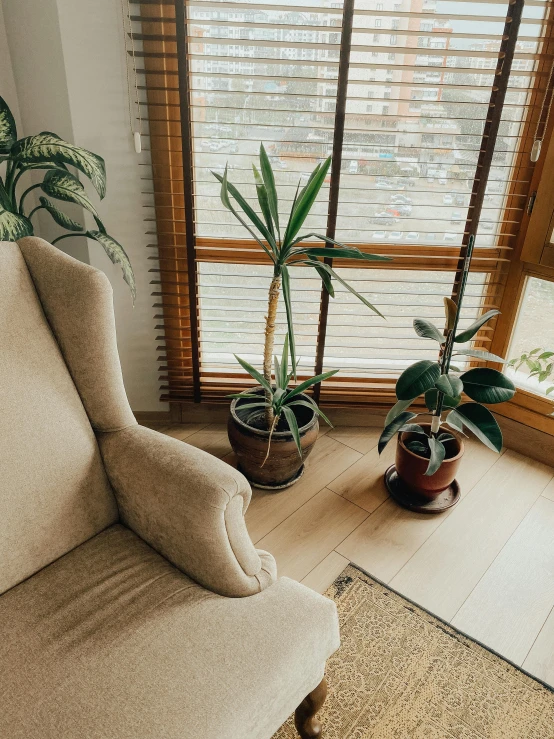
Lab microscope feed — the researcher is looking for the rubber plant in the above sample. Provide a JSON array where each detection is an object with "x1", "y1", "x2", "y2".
[
  {"x1": 379, "y1": 235, "x2": 516, "y2": 476},
  {"x1": 0, "y1": 95, "x2": 135, "y2": 298},
  {"x1": 213, "y1": 144, "x2": 390, "y2": 428}
]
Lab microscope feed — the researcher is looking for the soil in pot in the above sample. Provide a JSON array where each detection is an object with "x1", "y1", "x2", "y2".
[
  {"x1": 228, "y1": 389, "x2": 319, "y2": 490},
  {"x1": 395, "y1": 423, "x2": 464, "y2": 501}
]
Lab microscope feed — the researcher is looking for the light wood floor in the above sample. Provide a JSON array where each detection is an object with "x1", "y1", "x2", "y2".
[{"x1": 150, "y1": 421, "x2": 554, "y2": 688}]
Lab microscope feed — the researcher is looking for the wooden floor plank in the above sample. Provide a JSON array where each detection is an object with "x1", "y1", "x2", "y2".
[
  {"x1": 245, "y1": 434, "x2": 361, "y2": 543},
  {"x1": 155, "y1": 423, "x2": 211, "y2": 441},
  {"x1": 325, "y1": 426, "x2": 381, "y2": 455},
  {"x1": 301, "y1": 551, "x2": 350, "y2": 594},
  {"x1": 389, "y1": 450, "x2": 554, "y2": 622},
  {"x1": 256, "y1": 488, "x2": 368, "y2": 582},
  {"x1": 327, "y1": 442, "x2": 396, "y2": 513},
  {"x1": 183, "y1": 423, "x2": 232, "y2": 458},
  {"x1": 523, "y1": 606, "x2": 554, "y2": 687},
  {"x1": 337, "y1": 441, "x2": 502, "y2": 582},
  {"x1": 452, "y1": 496, "x2": 554, "y2": 665},
  {"x1": 542, "y1": 477, "x2": 554, "y2": 502}
]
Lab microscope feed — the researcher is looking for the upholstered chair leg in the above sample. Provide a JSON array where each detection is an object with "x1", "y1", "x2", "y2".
[{"x1": 294, "y1": 677, "x2": 328, "y2": 738}]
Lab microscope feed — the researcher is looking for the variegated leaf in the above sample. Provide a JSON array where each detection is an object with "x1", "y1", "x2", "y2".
[
  {"x1": 41, "y1": 170, "x2": 99, "y2": 217},
  {"x1": 39, "y1": 196, "x2": 83, "y2": 232},
  {"x1": 0, "y1": 96, "x2": 17, "y2": 154},
  {"x1": 11, "y1": 132, "x2": 106, "y2": 198},
  {"x1": 0, "y1": 208, "x2": 33, "y2": 241},
  {"x1": 86, "y1": 230, "x2": 136, "y2": 300}
]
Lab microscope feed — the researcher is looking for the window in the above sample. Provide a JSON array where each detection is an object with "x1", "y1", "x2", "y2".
[{"x1": 138, "y1": 0, "x2": 554, "y2": 427}]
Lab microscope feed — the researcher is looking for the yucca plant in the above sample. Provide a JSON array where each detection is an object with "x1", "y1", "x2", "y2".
[
  {"x1": 213, "y1": 144, "x2": 390, "y2": 427},
  {"x1": 229, "y1": 336, "x2": 337, "y2": 459},
  {"x1": 379, "y1": 235, "x2": 516, "y2": 476},
  {"x1": 0, "y1": 96, "x2": 134, "y2": 298}
]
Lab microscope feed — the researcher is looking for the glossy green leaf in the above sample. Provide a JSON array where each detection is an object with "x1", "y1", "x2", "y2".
[
  {"x1": 0, "y1": 207, "x2": 33, "y2": 240},
  {"x1": 41, "y1": 169, "x2": 99, "y2": 217},
  {"x1": 454, "y1": 309, "x2": 500, "y2": 343},
  {"x1": 405, "y1": 439, "x2": 429, "y2": 457},
  {"x1": 39, "y1": 197, "x2": 83, "y2": 231},
  {"x1": 259, "y1": 144, "x2": 279, "y2": 236},
  {"x1": 385, "y1": 398, "x2": 414, "y2": 426},
  {"x1": 378, "y1": 411, "x2": 418, "y2": 454},
  {"x1": 425, "y1": 388, "x2": 460, "y2": 412},
  {"x1": 444, "y1": 296, "x2": 458, "y2": 331},
  {"x1": 453, "y1": 349, "x2": 506, "y2": 363},
  {"x1": 396, "y1": 360, "x2": 441, "y2": 401},
  {"x1": 398, "y1": 423, "x2": 427, "y2": 435},
  {"x1": 445, "y1": 410, "x2": 465, "y2": 434},
  {"x1": 233, "y1": 354, "x2": 272, "y2": 393},
  {"x1": 460, "y1": 367, "x2": 516, "y2": 404},
  {"x1": 0, "y1": 95, "x2": 17, "y2": 154},
  {"x1": 448, "y1": 402, "x2": 502, "y2": 452},
  {"x1": 435, "y1": 373, "x2": 463, "y2": 397},
  {"x1": 85, "y1": 230, "x2": 136, "y2": 300},
  {"x1": 281, "y1": 405, "x2": 302, "y2": 458},
  {"x1": 426, "y1": 437, "x2": 446, "y2": 476},
  {"x1": 438, "y1": 432, "x2": 455, "y2": 442},
  {"x1": 413, "y1": 318, "x2": 445, "y2": 343},
  {"x1": 11, "y1": 132, "x2": 106, "y2": 198}
]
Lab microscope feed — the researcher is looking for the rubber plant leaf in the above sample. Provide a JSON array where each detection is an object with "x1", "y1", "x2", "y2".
[
  {"x1": 435, "y1": 373, "x2": 464, "y2": 398},
  {"x1": 426, "y1": 437, "x2": 446, "y2": 476},
  {"x1": 444, "y1": 297, "x2": 458, "y2": 331},
  {"x1": 385, "y1": 398, "x2": 414, "y2": 426},
  {"x1": 425, "y1": 388, "x2": 460, "y2": 412},
  {"x1": 11, "y1": 132, "x2": 106, "y2": 198},
  {"x1": 413, "y1": 318, "x2": 445, "y2": 344},
  {"x1": 454, "y1": 309, "x2": 500, "y2": 344},
  {"x1": 448, "y1": 402, "x2": 503, "y2": 452},
  {"x1": 453, "y1": 349, "x2": 506, "y2": 363},
  {"x1": 378, "y1": 411, "x2": 418, "y2": 454},
  {"x1": 396, "y1": 360, "x2": 441, "y2": 401},
  {"x1": 460, "y1": 367, "x2": 516, "y2": 404}
]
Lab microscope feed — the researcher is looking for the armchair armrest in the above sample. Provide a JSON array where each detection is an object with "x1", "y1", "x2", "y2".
[{"x1": 97, "y1": 425, "x2": 276, "y2": 597}]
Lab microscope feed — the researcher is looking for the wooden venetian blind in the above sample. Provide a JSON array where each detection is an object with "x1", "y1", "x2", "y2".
[{"x1": 133, "y1": 0, "x2": 554, "y2": 407}]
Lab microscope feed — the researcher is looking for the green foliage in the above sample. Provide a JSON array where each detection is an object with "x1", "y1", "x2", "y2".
[
  {"x1": 508, "y1": 348, "x2": 554, "y2": 396},
  {"x1": 213, "y1": 145, "x2": 390, "y2": 371},
  {"x1": 229, "y1": 336, "x2": 337, "y2": 459},
  {"x1": 0, "y1": 95, "x2": 134, "y2": 298}
]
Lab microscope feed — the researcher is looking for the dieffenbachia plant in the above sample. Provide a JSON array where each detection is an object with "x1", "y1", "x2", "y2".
[
  {"x1": 213, "y1": 144, "x2": 390, "y2": 428},
  {"x1": 0, "y1": 95, "x2": 135, "y2": 298},
  {"x1": 379, "y1": 235, "x2": 516, "y2": 475}
]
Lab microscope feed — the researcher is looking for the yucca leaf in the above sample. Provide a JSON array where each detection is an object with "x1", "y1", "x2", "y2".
[
  {"x1": 281, "y1": 405, "x2": 302, "y2": 458},
  {"x1": 284, "y1": 157, "x2": 331, "y2": 245},
  {"x1": 396, "y1": 360, "x2": 441, "y2": 401},
  {"x1": 305, "y1": 260, "x2": 385, "y2": 318},
  {"x1": 294, "y1": 236, "x2": 390, "y2": 262},
  {"x1": 41, "y1": 169, "x2": 99, "y2": 217},
  {"x1": 288, "y1": 398, "x2": 333, "y2": 427},
  {"x1": 280, "y1": 334, "x2": 289, "y2": 390},
  {"x1": 281, "y1": 265, "x2": 296, "y2": 379},
  {"x1": 297, "y1": 163, "x2": 322, "y2": 205},
  {"x1": 259, "y1": 144, "x2": 279, "y2": 237},
  {"x1": 413, "y1": 318, "x2": 445, "y2": 343},
  {"x1": 217, "y1": 166, "x2": 275, "y2": 261},
  {"x1": 11, "y1": 132, "x2": 106, "y2": 198},
  {"x1": 453, "y1": 349, "x2": 506, "y2": 363},
  {"x1": 444, "y1": 297, "x2": 458, "y2": 331},
  {"x1": 286, "y1": 368, "x2": 339, "y2": 401},
  {"x1": 212, "y1": 169, "x2": 275, "y2": 251},
  {"x1": 252, "y1": 164, "x2": 274, "y2": 238},
  {"x1": 460, "y1": 367, "x2": 515, "y2": 404},
  {"x1": 435, "y1": 373, "x2": 463, "y2": 397},
  {"x1": 448, "y1": 402, "x2": 502, "y2": 452},
  {"x1": 426, "y1": 437, "x2": 446, "y2": 476},
  {"x1": 0, "y1": 207, "x2": 33, "y2": 240},
  {"x1": 385, "y1": 398, "x2": 414, "y2": 426},
  {"x1": 38, "y1": 197, "x2": 83, "y2": 231},
  {"x1": 0, "y1": 95, "x2": 17, "y2": 154},
  {"x1": 304, "y1": 256, "x2": 334, "y2": 297},
  {"x1": 454, "y1": 309, "x2": 500, "y2": 343},
  {"x1": 227, "y1": 392, "x2": 263, "y2": 399},
  {"x1": 274, "y1": 353, "x2": 282, "y2": 390},
  {"x1": 85, "y1": 230, "x2": 136, "y2": 300},
  {"x1": 233, "y1": 354, "x2": 272, "y2": 393},
  {"x1": 378, "y1": 411, "x2": 418, "y2": 454}
]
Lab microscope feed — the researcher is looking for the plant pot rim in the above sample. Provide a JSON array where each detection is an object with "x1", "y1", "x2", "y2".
[
  {"x1": 398, "y1": 422, "x2": 465, "y2": 463},
  {"x1": 230, "y1": 387, "x2": 318, "y2": 439}
]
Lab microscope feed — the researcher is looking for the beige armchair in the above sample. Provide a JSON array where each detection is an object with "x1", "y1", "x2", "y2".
[{"x1": 0, "y1": 237, "x2": 339, "y2": 739}]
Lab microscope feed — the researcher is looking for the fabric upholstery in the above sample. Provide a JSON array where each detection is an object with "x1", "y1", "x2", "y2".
[
  {"x1": 0, "y1": 242, "x2": 118, "y2": 595},
  {"x1": 99, "y1": 424, "x2": 277, "y2": 597},
  {"x1": 18, "y1": 236, "x2": 137, "y2": 433},
  {"x1": 0, "y1": 525, "x2": 340, "y2": 739}
]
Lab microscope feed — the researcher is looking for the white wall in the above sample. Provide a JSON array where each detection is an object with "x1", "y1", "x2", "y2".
[
  {"x1": 0, "y1": 2, "x2": 21, "y2": 133},
  {"x1": 1, "y1": 0, "x2": 163, "y2": 412}
]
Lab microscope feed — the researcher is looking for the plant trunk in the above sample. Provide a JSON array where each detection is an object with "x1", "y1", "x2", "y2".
[{"x1": 263, "y1": 275, "x2": 281, "y2": 428}]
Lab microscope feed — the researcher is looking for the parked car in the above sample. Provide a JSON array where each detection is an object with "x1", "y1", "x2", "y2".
[
  {"x1": 451, "y1": 211, "x2": 463, "y2": 224},
  {"x1": 438, "y1": 177, "x2": 447, "y2": 185},
  {"x1": 389, "y1": 231, "x2": 404, "y2": 241},
  {"x1": 373, "y1": 212, "x2": 398, "y2": 225},
  {"x1": 443, "y1": 194, "x2": 454, "y2": 205},
  {"x1": 406, "y1": 231, "x2": 420, "y2": 241},
  {"x1": 454, "y1": 194, "x2": 466, "y2": 206},
  {"x1": 375, "y1": 181, "x2": 396, "y2": 190},
  {"x1": 396, "y1": 204, "x2": 412, "y2": 216},
  {"x1": 390, "y1": 194, "x2": 412, "y2": 205},
  {"x1": 481, "y1": 220, "x2": 494, "y2": 230},
  {"x1": 372, "y1": 231, "x2": 388, "y2": 240},
  {"x1": 444, "y1": 232, "x2": 458, "y2": 242}
]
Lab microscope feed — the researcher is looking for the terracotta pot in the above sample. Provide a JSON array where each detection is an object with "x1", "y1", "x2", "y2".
[
  {"x1": 228, "y1": 389, "x2": 319, "y2": 490},
  {"x1": 396, "y1": 423, "x2": 464, "y2": 501}
]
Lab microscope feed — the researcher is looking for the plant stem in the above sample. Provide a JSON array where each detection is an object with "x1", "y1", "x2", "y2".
[
  {"x1": 52, "y1": 232, "x2": 86, "y2": 245},
  {"x1": 263, "y1": 273, "x2": 281, "y2": 428},
  {"x1": 28, "y1": 205, "x2": 44, "y2": 220},
  {"x1": 18, "y1": 183, "x2": 42, "y2": 215}
]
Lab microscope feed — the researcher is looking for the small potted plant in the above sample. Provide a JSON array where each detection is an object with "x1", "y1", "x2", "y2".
[
  {"x1": 214, "y1": 145, "x2": 390, "y2": 488},
  {"x1": 379, "y1": 235, "x2": 516, "y2": 512},
  {"x1": 0, "y1": 95, "x2": 134, "y2": 297},
  {"x1": 507, "y1": 348, "x2": 554, "y2": 397}
]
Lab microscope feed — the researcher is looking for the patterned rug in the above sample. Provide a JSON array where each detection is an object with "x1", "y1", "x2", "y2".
[{"x1": 273, "y1": 564, "x2": 554, "y2": 739}]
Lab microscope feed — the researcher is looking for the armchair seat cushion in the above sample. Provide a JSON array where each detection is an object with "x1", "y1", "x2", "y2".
[{"x1": 0, "y1": 524, "x2": 339, "y2": 739}]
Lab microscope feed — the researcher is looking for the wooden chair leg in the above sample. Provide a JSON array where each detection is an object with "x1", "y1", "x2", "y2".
[{"x1": 294, "y1": 677, "x2": 328, "y2": 738}]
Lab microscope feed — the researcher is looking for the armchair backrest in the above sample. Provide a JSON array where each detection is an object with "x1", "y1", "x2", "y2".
[{"x1": 0, "y1": 238, "x2": 136, "y2": 595}]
